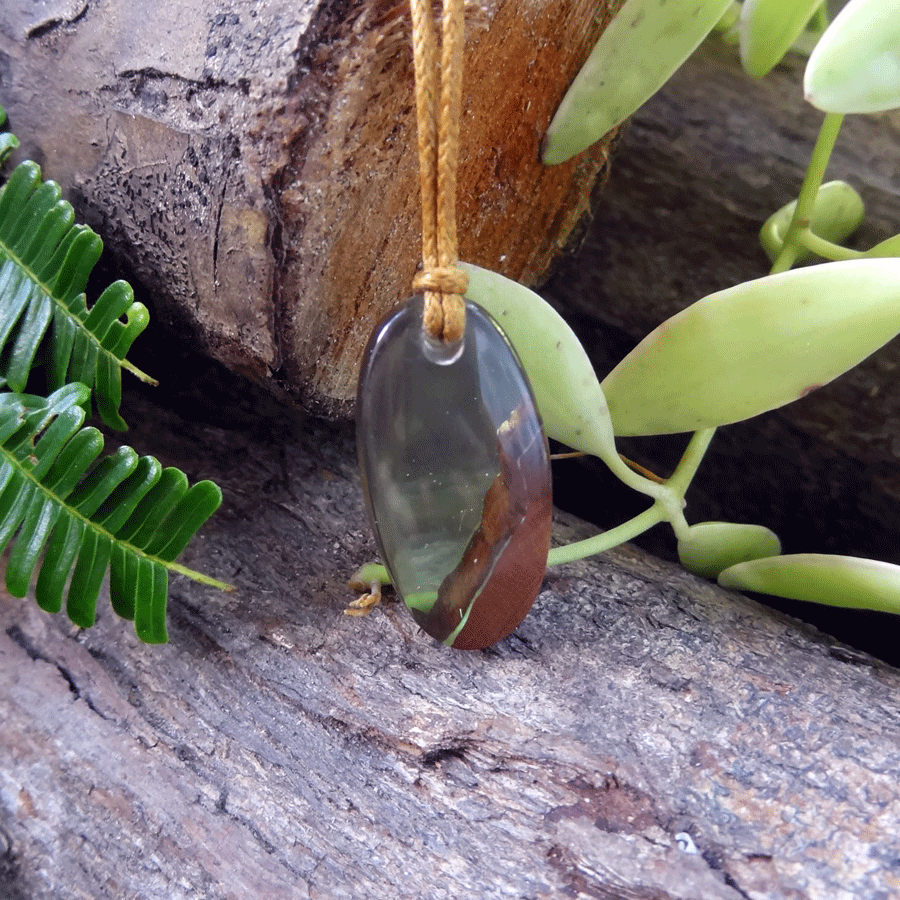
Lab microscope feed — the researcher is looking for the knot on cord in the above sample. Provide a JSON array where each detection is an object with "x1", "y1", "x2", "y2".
[
  {"x1": 415, "y1": 267, "x2": 468, "y2": 345},
  {"x1": 412, "y1": 266, "x2": 469, "y2": 296}
]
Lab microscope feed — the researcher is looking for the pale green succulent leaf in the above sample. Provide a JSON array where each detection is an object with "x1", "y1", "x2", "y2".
[
  {"x1": 678, "y1": 521, "x2": 781, "y2": 579},
  {"x1": 719, "y1": 553, "x2": 900, "y2": 614},
  {"x1": 804, "y1": 0, "x2": 900, "y2": 113},
  {"x1": 601, "y1": 259, "x2": 900, "y2": 436},
  {"x1": 759, "y1": 180, "x2": 865, "y2": 264},
  {"x1": 462, "y1": 263, "x2": 617, "y2": 462},
  {"x1": 542, "y1": 0, "x2": 732, "y2": 165},
  {"x1": 864, "y1": 233, "x2": 900, "y2": 257},
  {"x1": 739, "y1": 0, "x2": 824, "y2": 78}
]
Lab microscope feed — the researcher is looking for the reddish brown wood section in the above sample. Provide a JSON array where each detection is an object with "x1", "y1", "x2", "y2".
[{"x1": 0, "y1": 0, "x2": 621, "y2": 415}]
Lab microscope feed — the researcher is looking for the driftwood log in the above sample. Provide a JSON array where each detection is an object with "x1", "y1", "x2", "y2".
[
  {"x1": 3, "y1": 6, "x2": 900, "y2": 897},
  {"x1": 0, "y1": 0, "x2": 619, "y2": 414},
  {"x1": 2, "y1": 376, "x2": 900, "y2": 899}
]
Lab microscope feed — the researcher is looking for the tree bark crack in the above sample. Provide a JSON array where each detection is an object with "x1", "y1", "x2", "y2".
[
  {"x1": 721, "y1": 870, "x2": 753, "y2": 900},
  {"x1": 25, "y1": 1, "x2": 89, "y2": 40},
  {"x1": 115, "y1": 67, "x2": 251, "y2": 97},
  {"x1": 210, "y1": 156, "x2": 230, "y2": 308},
  {"x1": 5, "y1": 625, "x2": 109, "y2": 720}
]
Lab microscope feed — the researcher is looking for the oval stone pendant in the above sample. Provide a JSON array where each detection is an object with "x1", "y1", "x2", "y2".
[{"x1": 356, "y1": 295, "x2": 552, "y2": 649}]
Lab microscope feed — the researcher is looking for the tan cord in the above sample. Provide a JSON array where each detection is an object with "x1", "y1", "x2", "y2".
[
  {"x1": 619, "y1": 454, "x2": 668, "y2": 485},
  {"x1": 550, "y1": 450, "x2": 667, "y2": 484},
  {"x1": 410, "y1": 0, "x2": 468, "y2": 343}
]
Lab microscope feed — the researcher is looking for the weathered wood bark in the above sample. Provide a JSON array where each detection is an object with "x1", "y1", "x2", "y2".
[
  {"x1": 2, "y1": 374, "x2": 900, "y2": 899},
  {"x1": 543, "y1": 38, "x2": 900, "y2": 568},
  {"x1": 0, "y1": 0, "x2": 619, "y2": 414},
  {"x1": 2, "y1": 17, "x2": 900, "y2": 896}
]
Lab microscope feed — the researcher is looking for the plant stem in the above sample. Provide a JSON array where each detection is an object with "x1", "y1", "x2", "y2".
[
  {"x1": 798, "y1": 229, "x2": 865, "y2": 261},
  {"x1": 667, "y1": 428, "x2": 717, "y2": 497},
  {"x1": 350, "y1": 431, "x2": 717, "y2": 588},
  {"x1": 791, "y1": 3, "x2": 829, "y2": 57},
  {"x1": 770, "y1": 112, "x2": 845, "y2": 275},
  {"x1": 349, "y1": 505, "x2": 670, "y2": 590},
  {"x1": 812, "y1": 2, "x2": 828, "y2": 31},
  {"x1": 546, "y1": 506, "x2": 666, "y2": 566},
  {"x1": 121, "y1": 358, "x2": 159, "y2": 386},
  {"x1": 658, "y1": 427, "x2": 717, "y2": 540},
  {"x1": 600, "y1": 446, "x2": 670, "y2": 503},
  {"x1": 168, "y1": 560, "x2": 234, "y2": 591}
]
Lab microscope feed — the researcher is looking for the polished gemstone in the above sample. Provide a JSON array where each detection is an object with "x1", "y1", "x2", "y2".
[{"x1": 356, "y1": 295, "x2": 552, "y2": 649}]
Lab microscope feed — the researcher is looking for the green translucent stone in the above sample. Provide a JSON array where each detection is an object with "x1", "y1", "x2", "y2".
[{"x1": 356, "y1": 296, "x2": 552, "y2": 649}]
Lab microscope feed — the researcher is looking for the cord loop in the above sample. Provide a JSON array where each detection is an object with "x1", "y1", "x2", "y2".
[{"x1": 410, "y1": 0, "x2": 467, "y2": 344}]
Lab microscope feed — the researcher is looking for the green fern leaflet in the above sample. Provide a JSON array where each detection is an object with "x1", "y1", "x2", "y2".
[
  {"x1": 0, "y1": 385, "x2": 226, "y2": 642},
  {"x1": 0, "y1": 160, "x2": 159, "y2": 430},
  {"x1": 0, "y1": 103, "x2": 228, "y2": 643},
  {"x1": 0, "y1": 114, "x2": 18, "y2": 166}
]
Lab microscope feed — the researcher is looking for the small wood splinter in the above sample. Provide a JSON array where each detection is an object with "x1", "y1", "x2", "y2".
[{"x1": 345, "y1": 580, "x2": 383, "y2": 616}]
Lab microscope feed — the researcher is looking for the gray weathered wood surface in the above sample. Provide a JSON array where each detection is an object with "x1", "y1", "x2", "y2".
[{"x1": 2, "y1": 380, "x2": 900, "y2": 900}]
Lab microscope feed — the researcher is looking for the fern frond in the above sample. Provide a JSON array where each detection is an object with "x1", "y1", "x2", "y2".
[
  {"x1": 0, "y1": 386, "x2": 226, "y2": 643},
  {"x1": 0, "y1": 105, "x2": 18, "y2": 165},
  {"x1": 0, "y1": 159, "x2": 157, "y2": 431}
]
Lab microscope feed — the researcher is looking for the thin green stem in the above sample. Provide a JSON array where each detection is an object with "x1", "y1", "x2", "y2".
[
  {"x1": 349, "y1": 505, "x2": 669, "y2": 590},
  {"x1": 797, "y1": 229, "x2": 865, "y2": 261},
  {"x1": 713, "y1": 2, "x2": 741, "y2": 33},
  {"x1": 770, "y1": 112, "x2": 845, "y2": 275},
  {"x1": 667, "y1": 428, "x2": 717, "y2": 497},
  {"x1": 598, "y1": 445, "x2": 669, "y2": 503},
  {"x1": 660, "y1": 427, "x2": 718, "y2": 541},
  {"x1": 121, "y1": 358, "x2": 159, "y2": 386},
  {"x1": 790, "y1": 3, "x2": 829, "y2": 57},
  {"x1": 350, "y1": 431, "x2": 718, "y2": 587},
  {"x1": 546, "y1": 505, "x2": 666, "y2": 566},
  {"x1": 168, "y1": 560, "x2": 233, "y2": 591}
]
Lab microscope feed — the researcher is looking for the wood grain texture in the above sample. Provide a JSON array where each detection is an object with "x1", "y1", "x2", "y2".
[
  {"x1": 1, "y1": 374, "x2": 900, "y2": 899},
  {"x1": 0, "y1": 0, "x2": 620, "y2": 414}
]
